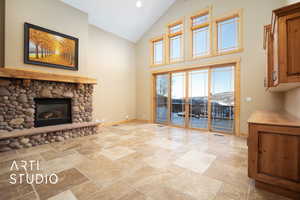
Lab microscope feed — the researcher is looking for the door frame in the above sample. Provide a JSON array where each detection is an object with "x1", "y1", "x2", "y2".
[{"x1": 151, "y1": 58, "x2": 241, "y2": 136}]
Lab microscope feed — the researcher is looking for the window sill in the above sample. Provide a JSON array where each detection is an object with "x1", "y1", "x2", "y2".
[
  {"x1": 190, "y1": 54, "x2": 214, "y2": 61},
  {"x1": 169, "y1": 59, "x2": 185, "y2": 65},
  {"x1": 215, "y1": 48, "x2": 243, "y2": 56},
  {"x1": 150, "y1": 63, "x2": 166, "y2": 67}
]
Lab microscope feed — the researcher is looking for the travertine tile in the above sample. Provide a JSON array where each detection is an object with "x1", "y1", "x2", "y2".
[
  {"x1": 41, "y1": 151, "x2": 88, "y2": 174},
  {"x1": 71, "y1": 181, "x2": 100, "y2": 200},
  {"x1": 0, "y1": 154, "x2": 44, "y2": 175},
  {"x1": 203, "y1": 161, "x2": 250, "y2": 190},
  {"x1": 99, "y1": 146, "x2": 136, "y2": 161},
  {"x1": 165, "y1": 171, "x2": 223, "y2": 200},
  {"x1": 17, "y1": 144, "x2": 54, "y2": 156},
  {"x1": 87, "y1": 180, "x2": 134, "y2": 200},
  {"x1": 214, "y1": 183, "x2": 248, "y2": 200},
  {"x1": 138, "y1": 184, "x2": 196, "y2": 200},
  {"x1": 118, "y1": 191, "x2": 151, "y2": 200},
  {"x1": 2, "y1": 122, "x2": 287, "y2": 200},
  {"x1": 35, "y1": 168, "x2": 88, "y2": 200},
  {"x1": 0, "y1": 171, "x2": 33, "y2": 200},
  {"x1": 174, "y1": 150, "x2": 216, "y2": 174},
  {"x1": 48, "y1": 190, "x2": 78, "y2": 200},
  {"x1": 0, "y1": 150, "x2": 19, "y2": 163},
  {"x1": 119, "y1": 134, "x2": 136, "y2": 140},
  {"x1": 40, "y1": 149, "x2": 77, "y2": 161},
  {"x1": 76, "y1": 156, "x2": 125, "y2": 188},
  {"x1": 147, "y1": 138, "x2": 182, "y2": 150}
]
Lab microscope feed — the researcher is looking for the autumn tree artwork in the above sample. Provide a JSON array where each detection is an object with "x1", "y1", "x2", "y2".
[{"x1": 24, "y1": 23, "x2": 78, "y2": 70}]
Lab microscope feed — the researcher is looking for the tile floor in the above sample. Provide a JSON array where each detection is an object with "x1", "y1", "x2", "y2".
[{"x1": 0, "y1": 122, "x2": 291, "y2": 200}]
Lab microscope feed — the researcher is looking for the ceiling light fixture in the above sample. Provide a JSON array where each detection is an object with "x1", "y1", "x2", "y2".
[{"x1": 136, "y1": 0, "x2": 142, "y2": 8}]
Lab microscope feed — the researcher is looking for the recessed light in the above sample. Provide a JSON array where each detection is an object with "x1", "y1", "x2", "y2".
[{"x1": 136, "y1": 0, "x2": 142, "y2": 8}]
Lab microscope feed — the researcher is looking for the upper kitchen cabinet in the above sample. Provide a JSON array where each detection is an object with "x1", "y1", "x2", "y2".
[{"x1": 265, "y1": 3, "x2": 300, "y2": 92}]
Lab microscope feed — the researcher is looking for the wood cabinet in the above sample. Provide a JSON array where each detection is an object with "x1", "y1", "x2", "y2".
[
  {"x1": 248, "y1": 111, "x2": 300, "y2": 199},
  {"x1": 265, "y1": 3, "x2": 300, "y2": 91}
]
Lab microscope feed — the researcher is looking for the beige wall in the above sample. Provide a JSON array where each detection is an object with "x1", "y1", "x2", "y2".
[
  {"x1": 4, "y1": 0, "x2": 136, "y2": 123},
  {"x1": 88, "y1": 25, "x2": 136, "y2": 123},
  {"x1": 287, "y1": 0, "x2": 300, "y2": 4},
  {"x1": 284, "y1": 88, "x2": 300, "y2": 118},
  {"x1": 5, "y1": 0, "x2": 89, "y2": 75},
  {"x1": 0, "y1": 0, "x2": 4, "y2": 67},
  {"x1": 135, "y1": 0, "x2": 285, "y2": 134}
]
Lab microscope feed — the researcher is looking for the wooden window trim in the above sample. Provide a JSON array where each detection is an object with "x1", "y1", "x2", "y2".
[
  {"x1": 166, "y1": 18, "x2": 185, "y2": 64},
  {"x1": 189, "y1": 6, "x2": 213, "y2": 60},
  {"x1": 213, "y1": 9, "x2": 244, "y2": 56},
  {"x1": 150, "y1": 35, "x2": 166, "y2": 67}
]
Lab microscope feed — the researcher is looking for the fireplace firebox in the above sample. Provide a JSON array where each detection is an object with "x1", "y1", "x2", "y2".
[{"x1": 34, "y1": 98, "x2": 72, "y2": 127}]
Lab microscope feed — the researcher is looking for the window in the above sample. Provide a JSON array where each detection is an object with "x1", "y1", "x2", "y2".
[
  {"x1": 190, "y1": 9, "x2": 211, "y2": 58},
  {"x1": 150, "y1": 36, "x2": 165, "y2": 66},
  {"x1": 167, "y1": 20, "x2": 184, "y2": 63},
  {"x1": 215, "y1": 10, "x2": 242, "y2": 54}
]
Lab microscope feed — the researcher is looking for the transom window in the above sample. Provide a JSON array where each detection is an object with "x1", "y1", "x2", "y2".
[
  {"x1": 150, "y1": 36, "x2": 165, "y2": 66},
  {"x1": 168, "y1": 20, "x2": 184, "y2": 63},
  {"x1": 170, "y1": 24, "x2": 182, "y2": 34},
  {"x1": 190, "y1": 10, "x2": 211, "y2": 58},
  {"x1": 215, "y1": 11, "x2": 242, "y2": 54},
  {"x1": 192, "y1": 14, "x2": 209, "y2": 26}
]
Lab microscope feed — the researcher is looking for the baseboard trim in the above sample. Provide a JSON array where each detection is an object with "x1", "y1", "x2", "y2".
[
  {"x1": 103, "y1": 119, "x2": 136, "y2": 127},
  {"x1": 102, "y1": 119, "x2": 151, "y2": 127}
]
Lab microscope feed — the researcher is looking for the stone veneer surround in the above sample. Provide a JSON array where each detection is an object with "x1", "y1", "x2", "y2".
[
  {"x1": 0, "y1": 78, "x2": 98, "y2": 152},
  {"x1": 0, "y1": 78, "x2": 93, "y2": 131}
]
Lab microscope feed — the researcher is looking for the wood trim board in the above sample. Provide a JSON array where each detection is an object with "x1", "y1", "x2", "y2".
[{"x1": 0, "y1": 67, "x2": 97, "y2": 84}]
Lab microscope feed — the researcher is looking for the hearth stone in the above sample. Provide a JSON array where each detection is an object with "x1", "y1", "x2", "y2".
[{"x1": 0, "y1": 126, "x2": 98, "y2": 152}]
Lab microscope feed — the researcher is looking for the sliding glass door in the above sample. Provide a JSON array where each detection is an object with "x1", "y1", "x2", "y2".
[
  {"x1": 211, "y1": 66, "x2": 235, "y2": 133},
  {"x1": 188, "y1": 69, "x2": 209, "y2": 129},
  {"x1": 171, "y1": 72, "x2": 186, "y2": 126},
  {"x1": 155, "y1": 74, "x2": 169, "y2": 124},
  {"x1": 154, "y1": 65, "x2": 236, "y2": 134}
]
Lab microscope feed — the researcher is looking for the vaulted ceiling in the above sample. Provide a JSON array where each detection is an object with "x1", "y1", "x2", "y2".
[{"x1": 62, "y1": 0, "x2": 176, "y2": 43}]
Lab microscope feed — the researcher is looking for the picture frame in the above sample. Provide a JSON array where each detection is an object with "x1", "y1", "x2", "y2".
[{"x1": 24, "y1": 22, "x2": 79, "y2": 71}]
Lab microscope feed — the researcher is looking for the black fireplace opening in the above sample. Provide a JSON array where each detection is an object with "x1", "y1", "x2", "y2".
[{"x1": 34, "y1": 98, "x2": 72, "y2": 127}]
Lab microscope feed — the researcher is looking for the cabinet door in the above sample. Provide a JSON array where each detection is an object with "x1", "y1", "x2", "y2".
[
  {"x1": 286, "y1": 14, "x2": 300, "y2": 76},
  {"x1": 252, "y1": 125, "x2": 300, "y2": 192},
  {"x1": 258, "y1": 132, "x2": 300, "y2": 182},
  {"x1": 264, "y1": 25, "x2": 274, "y2": 88},
  {"x1": 279, "y1": 12, "x2": 300, "y2": 83}
]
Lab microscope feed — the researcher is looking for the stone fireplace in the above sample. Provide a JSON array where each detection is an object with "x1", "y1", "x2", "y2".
[
  {"x1": 0, "y1": 68, "x2": 100, "y2": 152},
  {"x1": 34, "y1": 98, "x2": 72, "y2": 127},
  {"x1": 0, "y1": 78, "x2": 93, "y2": 131}
]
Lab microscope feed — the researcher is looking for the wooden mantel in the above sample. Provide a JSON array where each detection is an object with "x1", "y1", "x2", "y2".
[{"x1": 0, "y1": 67, "x2": 97, "y2": 84}]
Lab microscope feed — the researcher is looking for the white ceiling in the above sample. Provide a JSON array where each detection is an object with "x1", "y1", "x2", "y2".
[{"x1": 61, "y1": 0, "x2": 176, "y2": 43}]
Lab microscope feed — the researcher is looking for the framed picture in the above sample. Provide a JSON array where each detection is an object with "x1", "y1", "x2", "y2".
[{"x1": 24, "y1": 23, "x2": 79, "y2": 71}]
